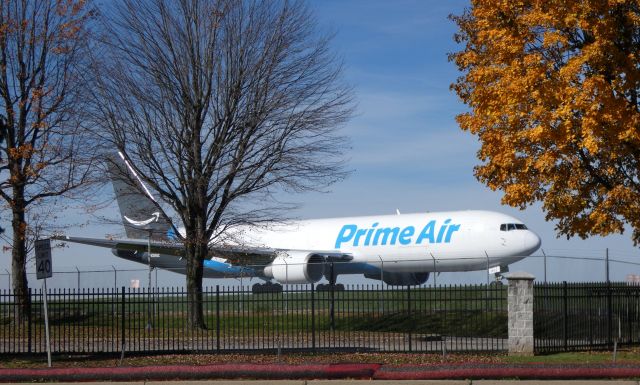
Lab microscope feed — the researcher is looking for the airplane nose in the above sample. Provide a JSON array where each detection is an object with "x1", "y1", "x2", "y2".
[{"x1": 523, "y1": 230, "x2": 541, "y2": 254}]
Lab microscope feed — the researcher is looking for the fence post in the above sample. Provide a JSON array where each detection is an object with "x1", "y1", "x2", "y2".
[
  {"x1": 505, "y1": 272, "x2": 535, "y2": 356},
  {"x1": 407, "y1": 285, "x2": 412, "y2": 352},
  {"x1": 120, "y1": 286, "x2": 125, "y2": 354},
  {"x1": 329, "y1": 262, "x2": 335, "y2": 331},
  {"x1": 563, "y1": 281, "x2": 568, "y2": 351},
  {"x1": 607, "y1": 280, "x2": 612, "y2": 349},
  {"x1": 27, "y1": 288, "x2": 32, "y2": 353},
  {"x1": 216, "y1": 285, "x2": 220, "y2": 352},
  {"x1": 635, "y1": 288, "x2": 640, "y2": 345},
  {"x1": 311, "y1": 283, "x2": 316, "y2": 352},
  {"x1": 627, "y1": 288, "x2": 632, "y2": 344}
]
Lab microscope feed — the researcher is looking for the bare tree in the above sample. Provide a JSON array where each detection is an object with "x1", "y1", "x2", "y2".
[
  {"x1": 0, "y1": 0, "x2": 99, "y2": 320},
  {"x1": 92, "y1": 0, "x2": 353, "y2": 328},
  {"x1": 0, "y1": 118, "x2": 5, "y2": 236}
]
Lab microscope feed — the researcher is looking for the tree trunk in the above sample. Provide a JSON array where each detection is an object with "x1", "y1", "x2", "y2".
[
  {"x1": 185, "y1": 241, "x2": 207, "y2": 329},
  {"x1": 11, "y1": 188, "x2": 30, "y2": 323}
]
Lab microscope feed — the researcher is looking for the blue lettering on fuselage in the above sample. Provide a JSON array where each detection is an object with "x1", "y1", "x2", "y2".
[{"x1": 334, "y1": 219, "x2": 461, "y2": 248}]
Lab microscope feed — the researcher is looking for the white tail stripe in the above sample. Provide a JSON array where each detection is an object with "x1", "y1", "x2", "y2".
[
  {"x1": 117, "y1": 151, "x2": 157, "y2": 202},
  {"x1": 124, "y1": 212, "x2": 160, "y2": 227}
]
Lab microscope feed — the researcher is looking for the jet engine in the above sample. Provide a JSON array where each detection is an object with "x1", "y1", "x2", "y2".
[
  {"x1": 263, "y1": 251, "x2": 325, "y2": 284},
  {"x1": 364, "y1": 271, "x2": 430, "y2": 286},
  {"x1": 112, "y1": 249, "x2": 142, "y2": 263}
]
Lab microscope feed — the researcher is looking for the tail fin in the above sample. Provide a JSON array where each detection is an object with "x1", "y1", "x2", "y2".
[{"x1": 108, "y1": 152, "x2": 174, "y2": 241}]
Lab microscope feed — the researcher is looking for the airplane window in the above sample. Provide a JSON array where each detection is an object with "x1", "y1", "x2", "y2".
[{"x1": 501, "y1": 223, "x2": 528, "y2": 231}]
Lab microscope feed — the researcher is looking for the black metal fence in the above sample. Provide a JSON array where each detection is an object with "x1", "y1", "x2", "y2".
[
  {"x1": 534, "y1": 282, "x2": 640, "y2": 353},
  {"x1": 0, "y1": 283, "x2": 507, "y2": 355}
]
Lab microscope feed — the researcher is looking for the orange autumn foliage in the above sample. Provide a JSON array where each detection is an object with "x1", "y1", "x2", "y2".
[{"x1": 450, "y1": 0, "x2": 640, "y2": 243}]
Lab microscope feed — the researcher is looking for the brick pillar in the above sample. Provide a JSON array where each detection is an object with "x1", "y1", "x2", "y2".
[{"x1": 505, "y1": 271, "x2": 535, "y2": 356}]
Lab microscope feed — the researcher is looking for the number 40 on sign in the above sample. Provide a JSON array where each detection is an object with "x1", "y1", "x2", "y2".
[{"x1": 35, "y1": 239, "x2": 52, "y2": 280}]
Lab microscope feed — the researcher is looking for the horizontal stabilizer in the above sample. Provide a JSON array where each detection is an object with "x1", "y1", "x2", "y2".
[
  {"x1": 53, "y1": 235, "x2": 352, "y2": 268},
  {"x1": 52, "y1": 236, "x2": 184, "y2": 256}
]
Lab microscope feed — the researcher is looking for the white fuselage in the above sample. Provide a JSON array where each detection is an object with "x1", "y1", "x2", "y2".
[{"x1": 223, "y1": 210, "x2": 541, "y2": 274}]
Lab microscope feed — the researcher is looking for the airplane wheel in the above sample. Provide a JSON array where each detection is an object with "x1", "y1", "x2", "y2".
[
  {"x1": 252, "y1": 283, "x2": 263, "y2": 294},
  {"x1": 271, "y1": 283, "x2": 283, "y2": 293},
  {"x1": 316, "y1": 283, "x2": 343, "y2": 291},
  {"x1": 252, "y1": 282, "x2": 283, "y2": 294}
]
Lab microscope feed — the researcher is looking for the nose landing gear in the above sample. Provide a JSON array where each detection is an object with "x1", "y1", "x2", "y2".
[{"x1": 489, "y1": 265, "x2": 508, "y2": 286}]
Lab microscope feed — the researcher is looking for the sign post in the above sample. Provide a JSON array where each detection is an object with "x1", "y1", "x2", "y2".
[{"x1": 35, "y1": 239, "x2": 52, "y2": 367}]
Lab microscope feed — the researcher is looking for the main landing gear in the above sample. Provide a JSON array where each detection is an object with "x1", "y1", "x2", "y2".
[
  {"x1": 316, "y1": 283, "x2": 345, "y2": 291},
  {"x1": 252, "y1": 281, "x2": 283, "y2": 294},
  {"x1": 316, "y1": 262, "x2": 344, "y2": 291},
  {"x1": 251, "y1": 281, "x2": 345, "y2": 293}
]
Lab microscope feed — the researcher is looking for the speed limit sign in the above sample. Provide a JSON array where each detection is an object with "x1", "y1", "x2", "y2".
[
  {"x1": 35, "y1": 239, "x2": 52, "y2": 280},
  {"x1": 34, "y1": 238, "x2": 53, "y2": 367}
]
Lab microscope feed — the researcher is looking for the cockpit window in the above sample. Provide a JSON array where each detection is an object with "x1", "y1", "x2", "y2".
[{"x1": 500, "y1": 223, "x2": 528, "y2": 231}]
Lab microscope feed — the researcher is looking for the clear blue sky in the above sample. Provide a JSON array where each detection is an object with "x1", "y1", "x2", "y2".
[{"x1": 2, "y1": 0, "x2": 639, "y2": 290}]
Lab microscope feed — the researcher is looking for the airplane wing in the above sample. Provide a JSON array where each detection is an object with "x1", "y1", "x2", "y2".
[
  {"x1": 209, "y1": 246, "x2": 353, "y2": 266},
  {"x1": 53, "y1": 236, "x2": 352, "y2": 267}
]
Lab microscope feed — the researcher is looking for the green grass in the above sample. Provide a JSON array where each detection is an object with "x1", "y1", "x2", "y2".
[
  {"x1": 331, "y1": 310, "x2": 507, "y2": 337},
  {"x1": 1, "y1": 286, "x2": 508, "y2": 336}
]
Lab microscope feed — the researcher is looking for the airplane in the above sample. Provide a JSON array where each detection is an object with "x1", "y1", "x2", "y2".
[{"x1": 54, "y1": 153, "x2": 542, "y2": 293}]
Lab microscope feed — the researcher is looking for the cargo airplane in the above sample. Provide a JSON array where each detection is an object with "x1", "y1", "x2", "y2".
[{"x1": 55, "y1": 153, "x2": 541, "y2": 292}]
